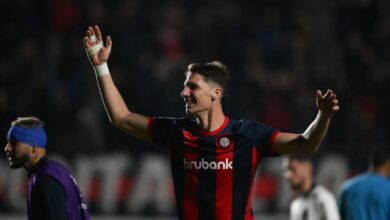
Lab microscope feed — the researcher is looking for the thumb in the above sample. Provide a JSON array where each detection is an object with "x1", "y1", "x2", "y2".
[{"x1": 316, "y1": 90, "x2": 323, "y2": 99}]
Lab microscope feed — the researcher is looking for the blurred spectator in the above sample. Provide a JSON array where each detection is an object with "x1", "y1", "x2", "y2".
[
  {"x1": 284, "y1": 156, "x2": 340, "y2": 220},
  {"x1": 338, "y1": 144, "x2": 390, "y2": 220}
]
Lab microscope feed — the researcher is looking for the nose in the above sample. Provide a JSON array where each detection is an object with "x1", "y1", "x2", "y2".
[
  {"x1": 4, "y1": 143, "x2": 11, "y2": 153},
  {"x1": 181, "y1": 87, "x2": 189, "y2": 98},
  {"x1": 284, "y1": 170, "x2": 292, "y2": 180}
]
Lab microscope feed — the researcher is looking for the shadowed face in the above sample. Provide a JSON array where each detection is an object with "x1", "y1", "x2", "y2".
[
  {"x1": 4, "y1": 141, "x2": 33, "y2": 169},
  {"x1": 283, "y1": 158, "x2": 312, "y2": 191},
  {"x1": 181, "y1": 73, "x2": 220, "y2": 116}
]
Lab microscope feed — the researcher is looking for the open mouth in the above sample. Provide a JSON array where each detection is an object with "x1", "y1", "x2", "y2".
[
  {"x1": 7, "y1": 154, "x2": 15, "y2": 162},
  {"x1": 184, "y1": 98, "x2": 196, "y2": 107}
]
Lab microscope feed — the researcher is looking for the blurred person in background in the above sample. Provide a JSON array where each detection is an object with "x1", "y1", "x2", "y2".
[
  {"x1": 284, "y1": 155, "x2": 340, "y2": 220},
  {"x1": 338, "y1": 145, "x2": 390, "y2": 220},
  {"x1": 4, "y1": 116, "x2": 90, "y2": 220},
  {"x1": 83, "y1": 25, "x2": 339, "y2": 220}
]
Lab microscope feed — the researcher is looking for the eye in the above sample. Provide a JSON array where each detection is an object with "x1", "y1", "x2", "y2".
[
  {"x1": 184, "y1": 82, "x2": 199, "y2": 90},
  {"x1": 189, "y1": 85, "x2": 198, "y2": 90}
]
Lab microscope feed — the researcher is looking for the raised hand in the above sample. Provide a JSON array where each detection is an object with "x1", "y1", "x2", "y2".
[
  {"x1": 316, "y1": 89, "x2": 339, "y2": 117},
  {"x1": 83, "y1": 25, "x2": 112, "y2": 66}
]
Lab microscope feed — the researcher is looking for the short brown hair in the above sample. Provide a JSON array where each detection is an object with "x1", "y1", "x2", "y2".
[
  {"x1": 11, "y1": 116, "x2": 45, "y2": 128},
  {"x1": 186, "y1": 61, "x2": 230, "y2": 101}
]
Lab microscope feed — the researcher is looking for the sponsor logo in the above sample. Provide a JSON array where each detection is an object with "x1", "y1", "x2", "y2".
[{"x1": 183, "y1": 158, "x2": 233, "y2": 170}]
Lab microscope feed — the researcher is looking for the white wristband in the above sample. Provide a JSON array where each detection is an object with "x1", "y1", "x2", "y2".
[{"x1": 94, "y1": 63, "x2": 110, "y2": 77}]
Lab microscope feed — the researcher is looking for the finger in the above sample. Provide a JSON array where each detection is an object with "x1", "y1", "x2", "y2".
[
  {"x1": 332, "y1": 105, "x2": 340, "y2": 111},
  {"x1": 88, "y1": 26, "x2": 95, "y2": 36},
  {"x1": 106, "y1": 36, "x2": 112, "y2": 52},
  {"x1": 87, "y1": 27, "x2": 98, "y2": 44},
  {"x1": 83, "y1": 37, "x2": 92, "y2": 48},
  {"x1": 323, "y1": 89, "x2": 333, "y2": 99},
  {"x1": 329, "y1": 94, "x2": 336, "y2": 99},
  {"x1": 94, "y1": 25, "x2": 102, "y2": 41},
  {"x1": 87, "y1": 29, "x2": 92, "y2": 38},
  {"x1": 332, "y1": 99, "x2": 339, "y2": 105}
]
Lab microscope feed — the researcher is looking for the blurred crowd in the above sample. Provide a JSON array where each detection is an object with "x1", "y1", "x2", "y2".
[{"x1": 1, "y1": 0, "x2": 389, "y2": 171}]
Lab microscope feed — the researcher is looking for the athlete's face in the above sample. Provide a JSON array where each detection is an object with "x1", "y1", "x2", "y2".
[
  {"x1": 283, "y1": 159, "x2": 312, "y2": 191},
  {"x1": 4, "y1": 140, "x2": 33, "y2": 169},
  {"x1": 181, "y1": 73, "x2": 220, "y2": 116}
]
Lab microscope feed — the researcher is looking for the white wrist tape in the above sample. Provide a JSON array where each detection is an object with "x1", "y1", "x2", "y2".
[{"x1": 94, "y1": 63, "x2": 110, "y2": 77}]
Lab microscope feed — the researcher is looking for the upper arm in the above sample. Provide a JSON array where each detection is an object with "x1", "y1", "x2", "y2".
[
  {"x1": 35, "y1": 176, "x2": 68, "y2": 220},
  {"x1": 274, "y1": 132, "x2": 313, "y2": 155},
  {"x1": 115, "y1": 113, "x2": 152, "y2": 142}
]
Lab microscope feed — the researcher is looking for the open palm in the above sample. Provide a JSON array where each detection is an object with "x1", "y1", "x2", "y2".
[
  {"x1": 316, "y1": 89, "x2": 339, "y2": 117},
  {"x1": 83, "y1": 25, "x2": 112, "y2": 66}
]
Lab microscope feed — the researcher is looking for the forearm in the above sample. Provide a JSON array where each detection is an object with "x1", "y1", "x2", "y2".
[
  {"x1": 274, "y1": 89, "x2": 338, "y2": 155},
  {"x1": 96, "y1": 73, "x2": 151, "y2": 140},
  {"x1": 96, "y1": 74, "x2": 131, "y2": 125},
  {"x1": 84, "y1": 26, "x2": 151, "y2": 141},
  {"x1": 301, "y1": 111, "x2": 331, "y2": 152}
]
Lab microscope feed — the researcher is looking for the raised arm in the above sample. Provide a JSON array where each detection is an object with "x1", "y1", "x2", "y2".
[
  {"x1": 83, "y1": 25, "x2": 151, "y2": 141},
  {"x1": 274, "y1": 89, "x2": 339, "y2": 155}
]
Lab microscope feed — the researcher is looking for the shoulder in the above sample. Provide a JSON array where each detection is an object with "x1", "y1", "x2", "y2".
[
  {"x1": 340, "y1": 173, "x2": 369, "y2": 192},
  {"x1": 290, "y1": 196, "x2": 306, "y2": 210},
  {"x1": 46, "y1": 159, "x2": 70, "y2": 171},
  {"x1": 312, "y1": 185, "x2": 336, "y2": 201},
  {"x1": 36, "y1": 159, "x2": 71, "y2": 177},
  {"x1": 231, "y1": 118, "x2": 264, "y2": 132},
  {"x1": 151, "y1": 116, "x2": 195, "y2": 128}
]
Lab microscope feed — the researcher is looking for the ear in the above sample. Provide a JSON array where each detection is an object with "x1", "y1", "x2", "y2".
[{"x1": 212, "y1": 87, "x2": 222, "y2": 101}]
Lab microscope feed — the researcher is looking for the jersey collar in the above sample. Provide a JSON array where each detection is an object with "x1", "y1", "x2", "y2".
[{"x1": 198, "y1": 117, "x2": 229, "y2": 136}]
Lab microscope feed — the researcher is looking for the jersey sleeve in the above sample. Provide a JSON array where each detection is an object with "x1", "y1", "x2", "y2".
[
  {"x1": 148, "y1": 117, "x2": 180, "y2": 149},
  {"x1": 251, "y1": 122, "x2": 280, "y2": 157},
  {"x1": 318, "y1": 187, "x2": 341, "y2": 220}
]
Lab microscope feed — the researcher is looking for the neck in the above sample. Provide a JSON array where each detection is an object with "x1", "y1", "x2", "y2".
[
  {"x1": 195, "y1": 105, "x2": 225, "y2": 132},
  {"x1": 300, "y1": 177, "x2": 314, "y2": 194},
  {"x1": 23, "y1": 150, "x2": 45, "y2": 171},
  {"x1": 372, "y1": 164, "x2": 390, "y2": 177}
]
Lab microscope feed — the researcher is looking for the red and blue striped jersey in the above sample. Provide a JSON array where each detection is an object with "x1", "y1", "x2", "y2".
[{"x1": 148, "y1": 116, "x2": 280, "y2": 220}]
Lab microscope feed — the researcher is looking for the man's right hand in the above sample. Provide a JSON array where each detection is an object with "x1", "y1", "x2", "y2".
[{"x1": 83, "y1": 25, "x2": 112, "y2": 66}]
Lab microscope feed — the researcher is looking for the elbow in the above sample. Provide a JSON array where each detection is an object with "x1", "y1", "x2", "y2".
[
  {"x1": 109, "y1": 117, "x2": 120, "y2": 127},
  {"x1": 108, "y1": 114, "x2": 127, "y2": 129},
  {"x1": 303, "y1": 142, "x2": 320, "y2": 154},
  {"x1": 310, "y1": 145, "x2": 320, "y2": 153},
  {"x1": 299, "y1": 135, "x2": 319, "y2": 154}
]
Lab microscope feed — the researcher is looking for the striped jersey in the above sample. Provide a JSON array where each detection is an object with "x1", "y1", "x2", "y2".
[
  {"x1": 148, "y1": 116, "x2": 280, "y2": 220},
  {"x1": 290, "y1": 185, "x2": 340, "y2": 220}
]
